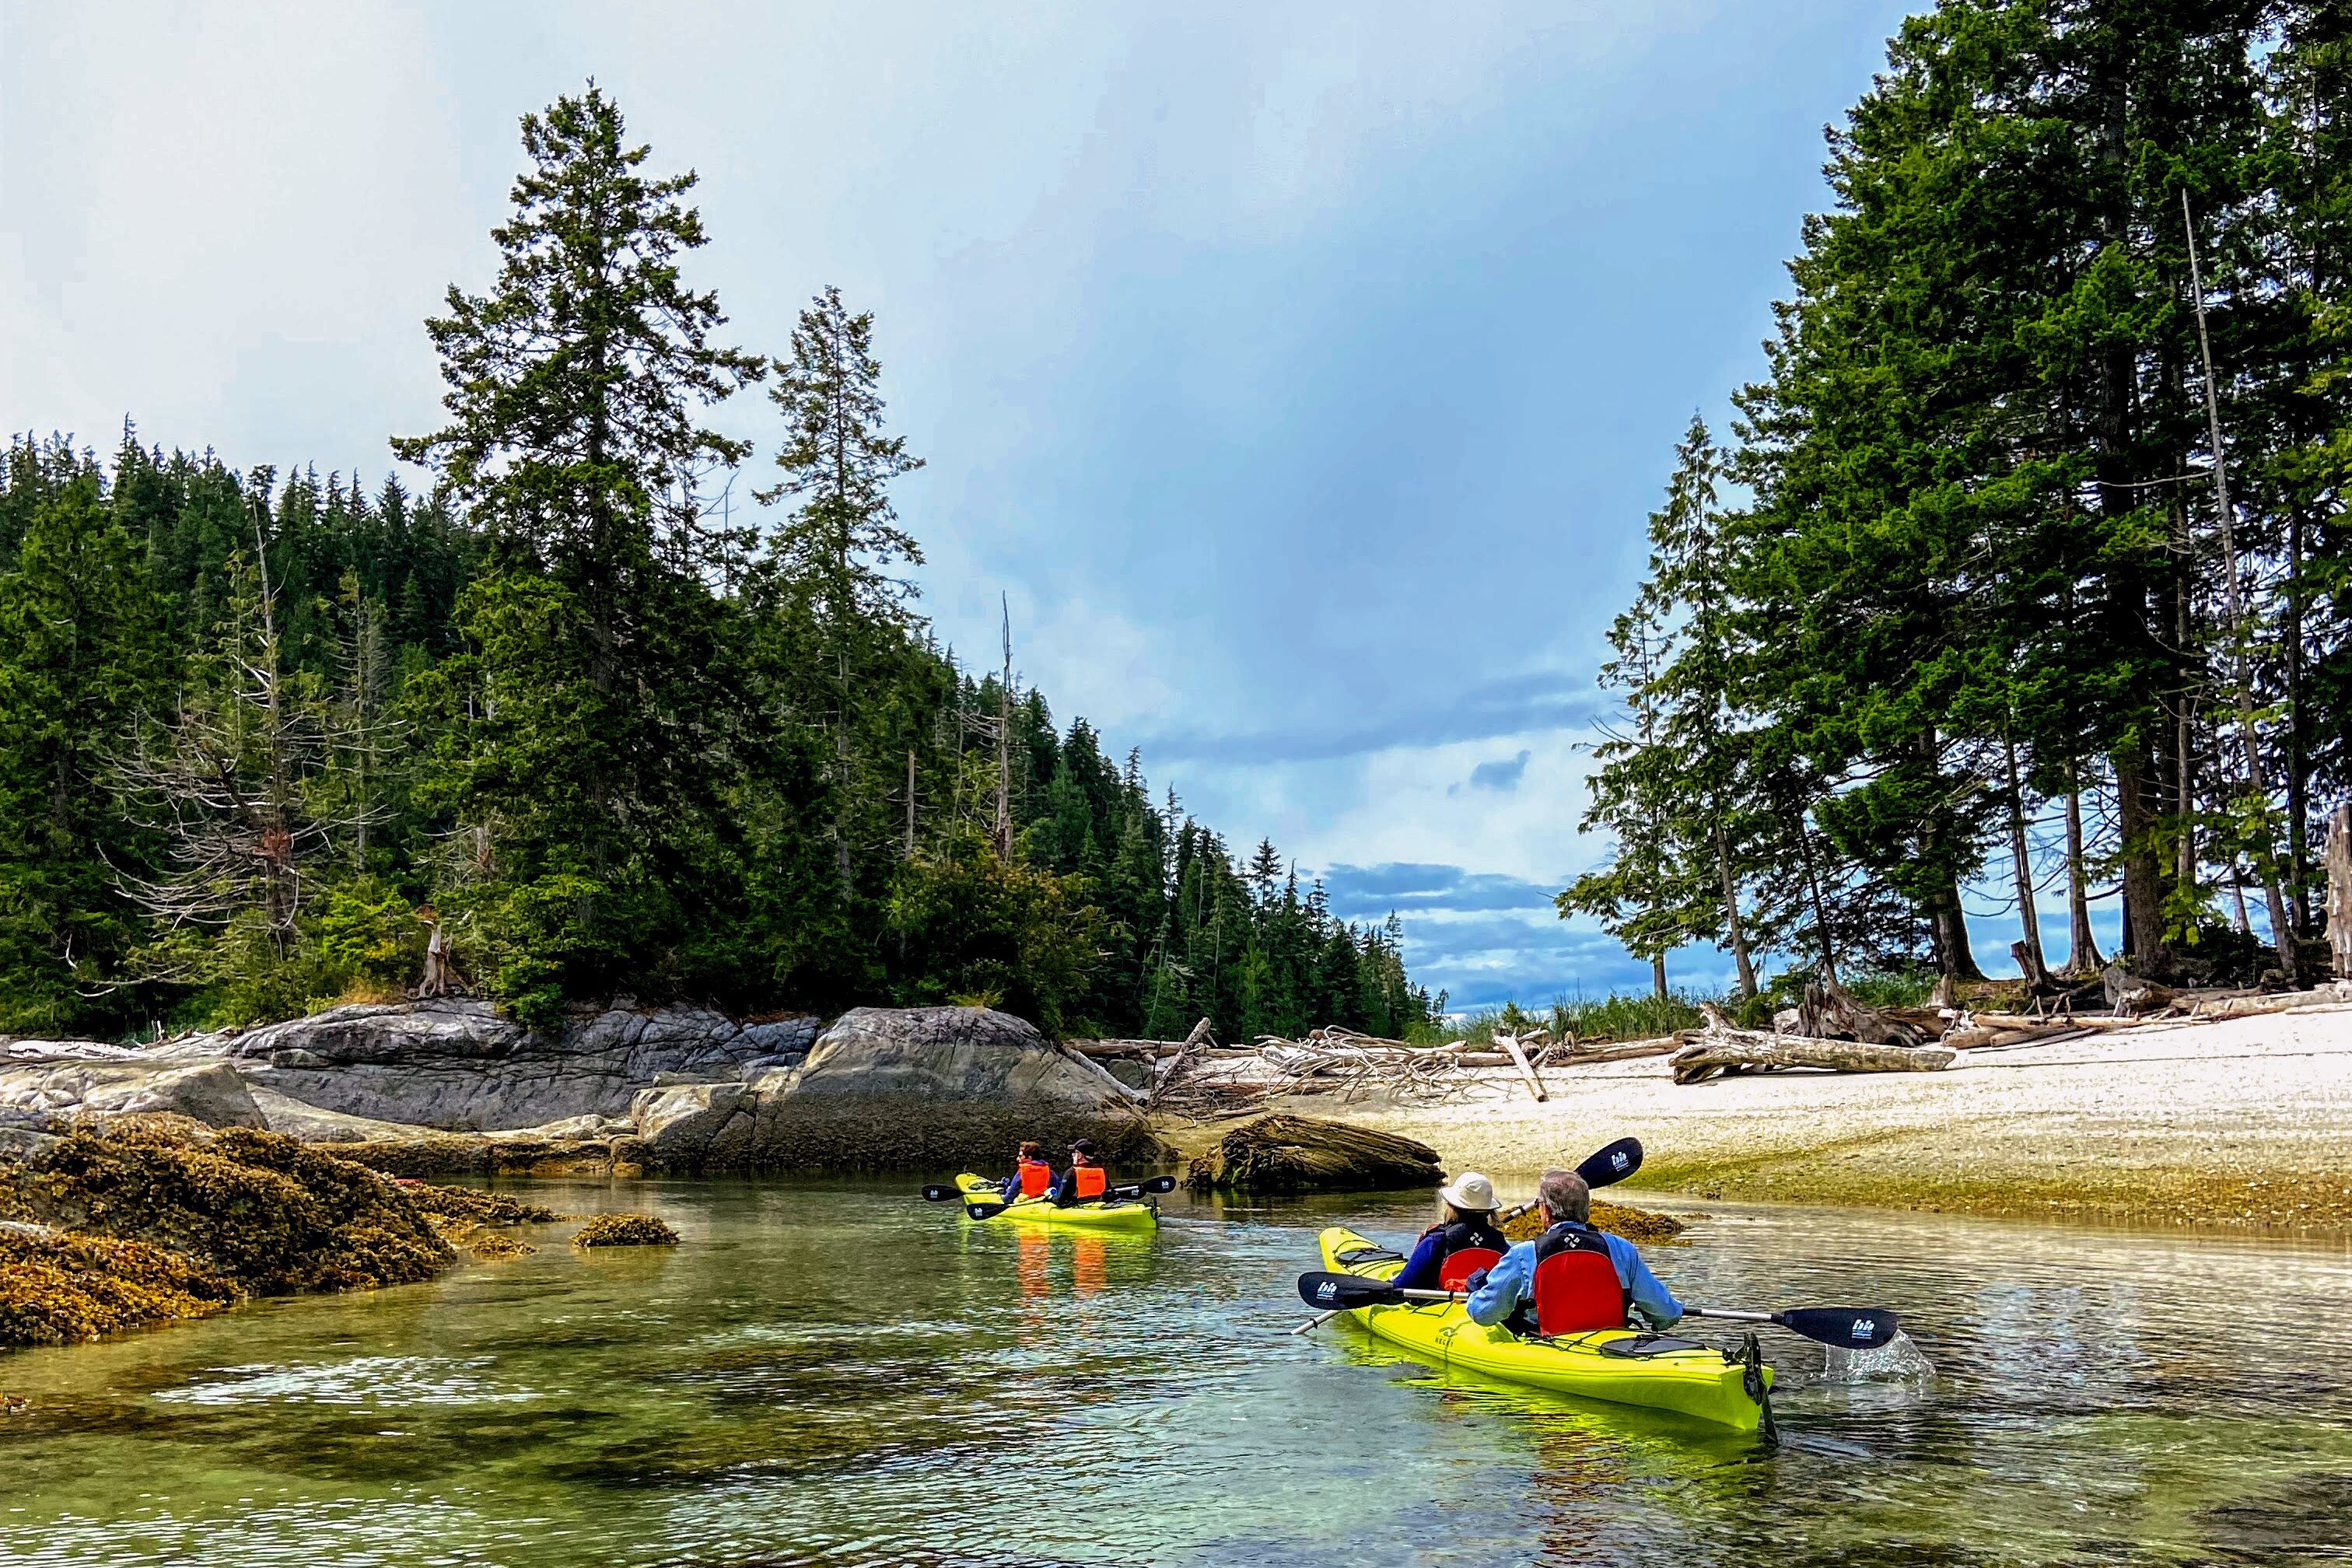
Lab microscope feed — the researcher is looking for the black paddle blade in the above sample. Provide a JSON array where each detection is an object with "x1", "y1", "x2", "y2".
[
  {"x1": 1139, "y1": 1174, "x2": 1178, "y2": 1195},
  {"x1": 1776, "y1": 1306, "x2": 1899, "y2": 1349},
  {"x1": 962, "y1": 1202, "x2": 1009, "y2": 1221},
  {"x1": 1576, "y1": 1137, "x2": 1643, "y2": 1190},
  {"x1": 1295, "y1": 1270, "x2": 1401, "y2": 1312},
  {"x1": 920, "y1": 1185, "x2": 967, "y2": 1202}
]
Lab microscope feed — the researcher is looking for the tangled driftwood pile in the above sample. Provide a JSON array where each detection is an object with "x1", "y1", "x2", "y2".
[{"x1": 1069, "y1": 972, "x2": 2352, "y2": 1112}]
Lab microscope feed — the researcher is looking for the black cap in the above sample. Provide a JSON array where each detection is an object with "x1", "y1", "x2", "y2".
[{"x1": 1069, "y1": 1138, "x2": 1099, "y2": 1157}]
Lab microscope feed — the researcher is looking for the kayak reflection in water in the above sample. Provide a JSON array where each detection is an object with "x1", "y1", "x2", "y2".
[
  {"x1": 1048, "y1": 1138, "x2": 1111, "y2": 1205},
  {"x1": 1392, "y1": 1171, "x2": 1509, "y2": 1292},
  {"x1": 1464, "y1": 1169, "x2": 1684, "y2": 1338},
  {"x1": 999, "y1": 1140, "x2": 1055, "y2": 1203}
]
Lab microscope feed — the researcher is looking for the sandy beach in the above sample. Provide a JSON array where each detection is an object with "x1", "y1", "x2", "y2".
[{"x1": 1314, "y1": 1006, "x2": 2352, "y2": 1237}]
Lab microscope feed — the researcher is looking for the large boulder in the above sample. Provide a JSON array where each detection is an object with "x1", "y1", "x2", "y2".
[
  {"x1": 734, "y1": 1006, "x2": 1159, "y2": 1172},
  {"x1": 0, "y1": 1056, "x2": 264, "y2": 1133},
  {"x1": 152, "y1": 1001, "x2": 817, "y2": 1131}
]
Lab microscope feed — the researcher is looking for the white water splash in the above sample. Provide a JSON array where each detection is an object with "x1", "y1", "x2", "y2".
[{"x1": 1819, "y1": 1329, "x2": 1934, "y2": 1382}]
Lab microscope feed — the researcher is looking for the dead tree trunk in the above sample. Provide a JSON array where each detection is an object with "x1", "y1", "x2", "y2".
[
  {"x1": 2327, "y1": 803, "x2": 2352, "y2": 981},
  {"x1": 1796, "y1": 977, "x2": 1927, "y2": 1047},
  {"x1": 2063, "y1": 782, "x2": 2105, "y2": 976}
]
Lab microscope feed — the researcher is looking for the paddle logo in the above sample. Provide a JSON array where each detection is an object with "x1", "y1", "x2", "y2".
[
  {"x1": 1850, "y1": 1318, "x2": 1874, "y2": 1340},
  {"x1": 1316, "y1": 1281, "x2": 1339, "y2": 1303},
  {"x1": 1611, "y1": 1152, "x2": 1629, "y2": 1171}
]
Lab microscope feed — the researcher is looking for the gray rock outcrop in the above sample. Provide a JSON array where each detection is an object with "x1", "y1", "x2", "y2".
[
  {"x1": 0, "y1": 1056, "x2": 264, "y2": 1132},
  {"x1": 151, "y1": 1000, "x2": 817, "y2": 1130},
  {"x1": 642, "y1": 1006, "x2": 1156, "y2": 1172}
]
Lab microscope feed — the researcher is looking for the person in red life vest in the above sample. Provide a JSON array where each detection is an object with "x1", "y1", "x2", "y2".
[
  {"x1": 1048, "y1": 1137, "x2": 1111, "y2": 1206},
  {"x1": 998, "y1": 1140, "x2": 1055, "y2": 1204},
  {"x1": 1392, "y1": 1171, "x2": 1508, "y2": 1291},
  {"x1": 1463, "y1": 1167, "x2": 1682, "y2": 1336}
]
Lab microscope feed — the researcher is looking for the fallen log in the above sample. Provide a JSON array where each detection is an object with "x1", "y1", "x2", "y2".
[
  {"x1": 2103, "y1": 962, "x2": 2175, "y2": 1017},
  {"x1": 1672, "y1": 1005, "x2": 1955, "y2": 1085},
  {"x1": 1183, "y1": 1113, "x2": 1444, "y2": 1193},
  {"x1": 1494, "y1": 1031, "x2": 1549, "y2": 1103},
  {"x1": 1553, "y1": 1038, "x2": 1680, "y2": 1065}
]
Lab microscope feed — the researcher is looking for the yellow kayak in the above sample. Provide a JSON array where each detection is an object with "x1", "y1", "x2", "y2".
[
  {"x1": 955, "y1": 1174, "x2": 1159, "y2": 1234},
  {"x1": 1316, "y1": 1226, "x2": 1771, "y2": 1431}
]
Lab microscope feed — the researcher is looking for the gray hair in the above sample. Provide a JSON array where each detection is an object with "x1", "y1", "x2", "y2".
[{"x1": 1538, "y1": 1169, "x2": 1590, "y2": 1223}]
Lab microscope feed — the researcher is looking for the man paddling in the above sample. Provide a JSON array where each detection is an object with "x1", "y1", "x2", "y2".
[
  {"x1": 1048, "y1": 1138, "x2": 1111, "y2": 1206},
  {"x1": 1463, "y1": 1167, "x2": 1682, "y2": 1336}
]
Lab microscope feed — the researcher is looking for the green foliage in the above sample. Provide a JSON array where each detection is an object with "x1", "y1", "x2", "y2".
[
  {"x1": 314, "y1": 876, "x2": 425, "y2": 988},
  {"x1": 885, "y1": 831, "x2": 1100, "y2": 1037}
]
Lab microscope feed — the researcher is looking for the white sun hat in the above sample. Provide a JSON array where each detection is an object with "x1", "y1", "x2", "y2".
[{"x1": 1437, "y1": 1171, "x2": 1499, "y2": 1213}]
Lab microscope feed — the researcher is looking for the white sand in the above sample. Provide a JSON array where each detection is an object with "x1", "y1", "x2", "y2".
[{"x1": 1313, "y1": 1006, "x2": 2352, "y2": 1230}]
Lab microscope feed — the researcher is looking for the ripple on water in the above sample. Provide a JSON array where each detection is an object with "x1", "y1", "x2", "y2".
[{"x1": 1, "y1": 1181, "x2": 2347, "y2": 1567}]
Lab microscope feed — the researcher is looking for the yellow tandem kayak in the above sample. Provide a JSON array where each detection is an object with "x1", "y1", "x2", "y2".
[
  {"x1": 955, "y1": 1174, "x2": 1160, "y2": 1234},
  {"x1": 1315, "y1": 1225, "x2": 1771, "y2": 1431}
]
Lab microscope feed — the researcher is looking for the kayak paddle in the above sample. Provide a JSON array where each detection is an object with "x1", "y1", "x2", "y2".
[
  {"x1": 1494, "y1": 1136, "x2": 1644, "y2": 1225},
  {"x1": 961, "y1": 1174, "x2": 1177, "y2": 1220},
  {"x1": 1296, "y1": 1271, "x2": 1458, "y2": 1312},
  {"x1": 1293, "y1": 1136, "x2": 1645, "y2": 1335},
  {"x1": 1683, "y1": 1304, "x2": 1899, "y2": 1349}
]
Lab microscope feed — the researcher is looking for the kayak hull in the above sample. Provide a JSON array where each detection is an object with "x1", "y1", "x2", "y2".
[
  {"x1": 955, "y1": 1173, "x2": 1159, "y2": 1233},
  {"x1": 1315, "y1": 1226, "x2": 1770, "y2": 1431}
]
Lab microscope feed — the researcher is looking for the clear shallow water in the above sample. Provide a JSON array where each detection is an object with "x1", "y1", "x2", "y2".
[{"x1": 2, "y1": 1181, "x2": 2348, "y2": 1566}]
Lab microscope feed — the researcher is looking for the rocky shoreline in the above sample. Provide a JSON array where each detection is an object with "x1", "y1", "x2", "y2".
[{"x1": 3, "y1": 1002, "x2": 1160, "y2": 1177}]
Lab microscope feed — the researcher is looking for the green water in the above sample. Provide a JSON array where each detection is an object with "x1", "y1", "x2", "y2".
[{"x1": 3, "y1": 1181, "x2": 2349, "y2": 1566}]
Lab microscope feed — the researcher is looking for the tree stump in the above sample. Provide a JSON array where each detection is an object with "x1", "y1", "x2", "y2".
[{"x1": 1183, "y1": 1114, "x2": 1443, "y2": 1193}]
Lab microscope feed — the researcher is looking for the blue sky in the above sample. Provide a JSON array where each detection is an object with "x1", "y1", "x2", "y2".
[{"x1": 4, "y1": 2, "x2": 2104, "y2": 1007}]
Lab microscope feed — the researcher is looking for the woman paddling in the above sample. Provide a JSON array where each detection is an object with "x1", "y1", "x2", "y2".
[{"x1": 1393, "y1": 1171, "x2": 1507, "y2": 1291}]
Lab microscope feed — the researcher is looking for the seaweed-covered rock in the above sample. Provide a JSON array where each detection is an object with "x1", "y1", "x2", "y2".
[
  {"x1": 1503, "y1": 1199, "x2": 1686, "y2": 1247},
  {"x1": 0, "y1": 1227, "x2": 243, "y2": 1346},
  {"x1": 399, "y1": 1184, "x2": 562, "y2": 1226},
  {"x1": 0, "y1": 1124, "x2": 454, "y2": 1293},
  {"x1": 572, "y1": 1212, "x2": 677, "y2": 1248}
]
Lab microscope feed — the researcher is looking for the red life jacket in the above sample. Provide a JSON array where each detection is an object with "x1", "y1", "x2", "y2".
[
  {"x1": 1433, "y1": 1216, "x2": 1507, "y2": 1290},
  {"x1": 1016, "y1": 1160, "x2": 1054, "y2": 1199},
  {"x1": 1528, "y1": 1221, "x2": 1628, "y2": 1336},
  {"x1": 1073, "y1": 1164, "x2": 1108, "y2": 1199}
]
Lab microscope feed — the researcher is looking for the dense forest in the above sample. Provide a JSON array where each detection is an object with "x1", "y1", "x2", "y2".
[
  {"x1": 1567, "y1": 0, "x2": 2351, "y2": 999},
  {"x1": 0, "y1": 86, "x2": 1431, "y2": 1043}
]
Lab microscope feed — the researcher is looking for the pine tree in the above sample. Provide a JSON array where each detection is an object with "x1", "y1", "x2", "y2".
[{"x1": 0, "y1": 469, "x2": 171, "y2": 1031}]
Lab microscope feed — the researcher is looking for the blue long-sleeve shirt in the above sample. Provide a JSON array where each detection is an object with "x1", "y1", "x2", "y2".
[{"x1": 1465, "y1": 1228, "x2": 1683, "y2": 1331}]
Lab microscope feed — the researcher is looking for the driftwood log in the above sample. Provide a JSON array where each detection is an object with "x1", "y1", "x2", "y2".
[
  {"x1": 1493, "y1": 1031, "x2": 1549, "y2": 1102},
  {"x1": 1671, "y1": 1003, "x2": 1955, "y2": 1085},
  {"x1": 1183, "y1": 1114, "x2": 1444, "y2": 1193},
  {"x1": 2102, "y1": 963, "x2": 2176, "y2": 1017},
  {"x1": 1795, "y1": 977, "x2": 1929, "y2": 1047}
]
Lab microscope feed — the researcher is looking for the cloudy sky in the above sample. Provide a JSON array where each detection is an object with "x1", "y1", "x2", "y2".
[{"x1": 3, "y1": 2, "x2": 2069, "y2": 1009}]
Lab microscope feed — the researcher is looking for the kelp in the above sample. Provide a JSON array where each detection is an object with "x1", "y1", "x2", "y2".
[
  {"x1": 1, "y1": 1123, "x2": 454, "y2": 1296},
  {"x1": 572, "y1": 1213, "x2": 679, "y2": 1248},
  {"x1": 0, "y1": 1227, "x2": 243, "y2": 1346},
  {"x1": 1503, "y1": 1199, "x2": 1686, "y2": 1248},
  {"x1": 401, "y1": 1185, "x2": 562, "y2": 1226}
]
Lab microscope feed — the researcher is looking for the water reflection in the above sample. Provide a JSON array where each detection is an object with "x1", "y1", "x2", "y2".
[{"x1": 0, "y1": 1181, "x2": 2345, "y2": 1566}]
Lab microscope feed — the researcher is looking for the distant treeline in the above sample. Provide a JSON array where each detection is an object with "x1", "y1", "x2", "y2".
[
  {"x1": 1567, "y1": 2, "x2": 2350, "y2": 996},
  {"x1": 0, "y1": 85, "x2": 1431, "y2": 1042}
]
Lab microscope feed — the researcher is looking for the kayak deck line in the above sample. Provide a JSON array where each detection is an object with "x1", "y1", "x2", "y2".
[{"x1": 1314, "y1": 1225, "x2": 1771, "y2": 1431}]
